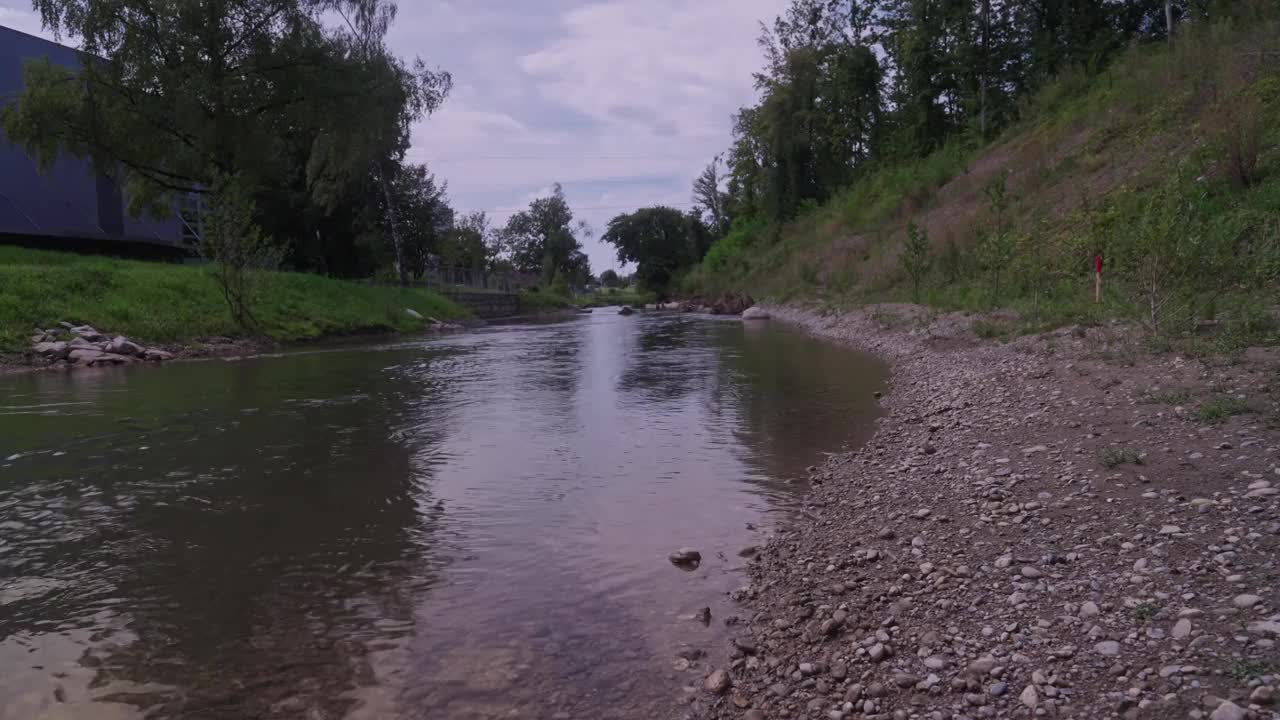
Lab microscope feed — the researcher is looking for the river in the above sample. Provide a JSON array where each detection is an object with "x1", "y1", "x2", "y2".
[{"x1": 0, "y1": 310, "x2": 886, "y2": 720}]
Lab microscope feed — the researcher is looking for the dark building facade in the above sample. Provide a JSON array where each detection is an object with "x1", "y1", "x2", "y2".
[{"x1": 0, "y1": 24, "x2": 194, "y2": 258}]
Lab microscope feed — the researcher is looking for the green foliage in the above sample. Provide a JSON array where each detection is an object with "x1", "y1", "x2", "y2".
[
  {"x1": 1196, "y1": 396, "x2": 1254, "y2": 424},
  {"x1": 516, "y1": 288, "x2": 573, "y2": 313},
  {"x1": 900, "y1": 221, "x2": 932, "y2": 301},
  {"x1": 602, "y1": 206, "x2": 709, "y2": 297},
  {"x1": 1131, "y1": 603, "x2": 1158, "y2": 622},
  {"x1": 1, "y1": 0, "x2": 452, "y2": 281},
  {"x1": 498, "y1": 183, "x2": 591, "y2": 286},
  {"x1": 0, "y1": 247, "x2": 465, "y2": 353},
  {"x1": 599, "y1": 269, "x2": 620, "y2": 288},
  {"x1": 1226, "y1": 659, "x2": 1272, "y2": 682},
  {"x1": 1101, "y1": 447, "x2": 1144, "y2": 468},
  {"x1": 200, "y1": 176, "x2": 283, "y2": 328},
  {"x1": 978, "y1": 171, "x2": 1015, "y2": 304}
]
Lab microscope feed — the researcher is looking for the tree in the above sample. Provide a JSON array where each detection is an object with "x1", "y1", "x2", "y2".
[
  {"x1": 900, "y1": 221, "x2": 932, "y2": 301},
  {"x1": 1, "y1": 0, "x2": 451, "y2": 286},
  {"x1": 599, "y1": 269, "x2": 620, "y2": 288},
  {"x1": 199, "y1": 174, "x2": 283, "y2": 328},
  {"x1": 978, "y1": 171, "x2": 1015, "y2": 303},
  {"x1": 438, "y1": 211, "x2": 494, "y2": 273},
  {"x1": 693, "y1": 156, "x2": 731, "y2": 238},
  {"x1": 385, "y1": 163, "x2": 453, "y2": 279},
  {"x1": 603, "y1": 206, "x2": 709, "y2": 297},
  {"x1": 498, "y1": 183, "x2": 591, "y2": 284}
]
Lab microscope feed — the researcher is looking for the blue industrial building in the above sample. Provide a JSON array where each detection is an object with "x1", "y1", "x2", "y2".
[{"x1": 0, "y1": 24, "x2": 194, "y2": 258}]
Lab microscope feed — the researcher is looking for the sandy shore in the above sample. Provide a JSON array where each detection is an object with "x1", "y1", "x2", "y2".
[{"x1": 685, "y1": 303, "x2": 1280, "y2": 720}]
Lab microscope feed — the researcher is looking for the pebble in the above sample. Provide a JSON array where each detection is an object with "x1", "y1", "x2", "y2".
[
  {"x1": 703, "y1": 669, "x2": 732, "y2": 695},
  {"x1": 1020, "y1": 685, "x2": 1038, "y2": 709},
  {"x1": 1172, "y1": 618, "x2": 1192, "y2": 639},
  {"x1": 669, "y1": 548, "x2": 701, "y2": 565},
  {"x1": 1095, "y1": 640, "x2": 1122, "y2": 656},
  {"x1": 1232, "y1": 594, "x2": 1262, "y2": 609}
]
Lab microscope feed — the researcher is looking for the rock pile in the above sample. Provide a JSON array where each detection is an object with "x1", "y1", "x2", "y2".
[
  {"x1": 683, "y1": 304, "x2": 1280, "y2": 720},
  {"x1": 30, "y1": 322, "x2": 174, "y2": 367}
]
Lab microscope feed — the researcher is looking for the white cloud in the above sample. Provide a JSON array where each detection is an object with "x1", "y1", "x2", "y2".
[
  {"x1": 0, "y1": 4, "x2": 56, "y2": 40},
  {"x1": 1, "y1": 0, "x2": 790, "y2": 273},
  {"x1": 406, "y1": 0, "x2": 788, "y2": 272}
]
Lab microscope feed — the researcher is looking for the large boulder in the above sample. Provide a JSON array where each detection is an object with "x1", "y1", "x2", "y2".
[
  {"x1": 618, "y1": 306, "x2": 635, "y2": 316},
  {"x1": 67, "y1": 337, "x2": 98, "y2": 350},
  {"x1": 33, "y1": 341, "x2": 69, "y2": 360},
  {"x1": 143, "y1": 348, "x2": 175, "y2": 362},
  {"x1": 741, "y1": 306, "x2": 770, "y2": 320},
  {"x1": 108, "y1": 336, "x2": 146, "y2": 357},
  {"x1": 69, "y1": 349, "x2": 133, "y2": 366}
]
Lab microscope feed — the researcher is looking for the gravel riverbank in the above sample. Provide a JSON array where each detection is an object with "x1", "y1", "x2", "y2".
[{"x1": 686, "y1": 304, "x2": 1280, "y2": 720}]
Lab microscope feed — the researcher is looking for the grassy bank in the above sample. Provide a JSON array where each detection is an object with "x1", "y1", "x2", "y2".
[
  {"x1": 577, "y1": 287, "x2": 655, "y2": 308},
  {"x1": 0, "y1": 247, "x2": 466, "y2": 353},
  {"x1": 685, "y1": 14, "x2": 1280, "y2": 347}
]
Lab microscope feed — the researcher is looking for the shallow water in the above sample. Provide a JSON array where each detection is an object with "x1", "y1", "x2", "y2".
[{"x1": 0, "y1": 311, "x2": 886, "y2": 719}]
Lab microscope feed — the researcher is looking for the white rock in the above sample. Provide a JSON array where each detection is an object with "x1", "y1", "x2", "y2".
[
  {"x1": 1094, "y1": 640, "x2": 1121, "y2": 656},
  {"x1": 1020, "y1": 685, "x2": 1038, "y2": 709},
  {"x1": 1172, "y1": 618, "x2": 1192, "y2": 639},
  {"x1": 1079, "y1": 601, "x2": 1100, "y2": 618},
  {"x1": 741, "y1": 306, "x2": 770, "y2": 320},
  {"x1": 1210, "y1": 701, "x2": 1245, "y2": 720},
  {"x1": 1232, "y1": 594, "x2": 1262, "y2": 609}
]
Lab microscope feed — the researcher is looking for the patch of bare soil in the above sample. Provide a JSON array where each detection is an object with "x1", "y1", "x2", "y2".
[{"x1": 682, "y1": 304, "x2": 1280, "y2": 720}]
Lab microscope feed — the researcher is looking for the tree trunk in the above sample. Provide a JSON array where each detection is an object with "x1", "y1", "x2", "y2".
[
  {"x1": 379, "y1": 164, "x2": 408, "y2": 287},
  {"x1": 1165, "y1": 1, "x2": 1174, "y2": 43}
]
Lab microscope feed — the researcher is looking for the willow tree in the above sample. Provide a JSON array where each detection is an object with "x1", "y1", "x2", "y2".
[{"x1": 2, "y1": 0, "x2": 450, "y2": 304}]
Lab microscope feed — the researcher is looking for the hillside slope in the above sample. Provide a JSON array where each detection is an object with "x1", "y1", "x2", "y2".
[{"x1": 689, "y1": 14, "x2": 1280, "y2": 345}]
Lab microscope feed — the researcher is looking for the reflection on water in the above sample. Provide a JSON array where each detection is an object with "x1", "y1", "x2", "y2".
[{"x1": 0, "y1": 312, "x2": 885, "y2": 719}]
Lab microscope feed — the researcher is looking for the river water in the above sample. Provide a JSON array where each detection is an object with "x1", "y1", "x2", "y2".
[{"x1": 0, "y1": 311, "x2": 885, "y2": 720}]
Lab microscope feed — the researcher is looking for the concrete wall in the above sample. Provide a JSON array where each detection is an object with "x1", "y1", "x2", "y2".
[{"x1": 442, "y1": 291, "x2": 519, "y2": 319}]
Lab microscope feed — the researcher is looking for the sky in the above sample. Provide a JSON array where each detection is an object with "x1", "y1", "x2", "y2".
[{"x1": 0, "y1": 0, "x2": 789, "y2": 272}]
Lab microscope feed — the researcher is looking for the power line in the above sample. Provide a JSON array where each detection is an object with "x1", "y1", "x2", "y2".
[
  {"x1": 434, "y1": 154, "x2": 697, "y2": 161},
  {"x1": 476, "y1": 201, "x2": 698, "y2": 215}
]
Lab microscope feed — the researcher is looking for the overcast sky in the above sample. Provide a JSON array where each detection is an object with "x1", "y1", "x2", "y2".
[{"x1": 0, "y1": 0, "x2": 787, "y2": 272}]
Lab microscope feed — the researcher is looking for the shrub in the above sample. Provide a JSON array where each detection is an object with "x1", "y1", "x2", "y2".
[
  {"x1": 1196, "y1": 396, "x2": 1253, "y2": 424},
  {"x1": 900, "y1": 221, "x2": 932, "y2": 301},
  {"x1": 1101, "y1": 447, "x2": 1143, "y2": 468}
]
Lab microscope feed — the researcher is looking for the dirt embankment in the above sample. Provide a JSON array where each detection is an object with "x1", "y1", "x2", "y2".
[{"x1": 686, "y1": 304, "x2": 1280, "y2": 720}]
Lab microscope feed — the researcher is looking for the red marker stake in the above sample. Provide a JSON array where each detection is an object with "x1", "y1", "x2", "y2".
[{"x1": 1094, "y1": 254, "x2": 1103, "y2": 303}]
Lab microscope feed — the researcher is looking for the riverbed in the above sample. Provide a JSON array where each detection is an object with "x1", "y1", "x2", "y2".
[{"x1": 0, "y1": 310, "x2": 885, "y2": 720}]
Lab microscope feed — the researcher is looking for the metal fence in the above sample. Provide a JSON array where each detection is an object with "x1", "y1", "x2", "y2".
[{"x1": 371, "y1": 265, "x2": 531, "y2": 294}]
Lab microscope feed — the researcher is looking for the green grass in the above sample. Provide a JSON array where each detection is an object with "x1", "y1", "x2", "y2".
[
  {"x1": 1101, "y1": 447, "x2": 1144, "y2": 468},
  {"x1": 578, "y1": 287, "x2": 656, "y2": 308},
  {"x1": 682, "y1": 15, "x2": 1280, "y2": 343},
  {"x1": 1226, "y1": 659, "x2": 1272, "y2": 682},
  {"x1": 1140, "y1": 389, "x2": 1193, "y2": 405},
  {"x1": 516, "y1": 288, "x2": 574, "y2": 313},
  {"x1": 1195, "y1": 395, "x2": 1255, "y2": 424},
  {"x1": 0, "y1": 246, "x2": 466, "y2": 353}
]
